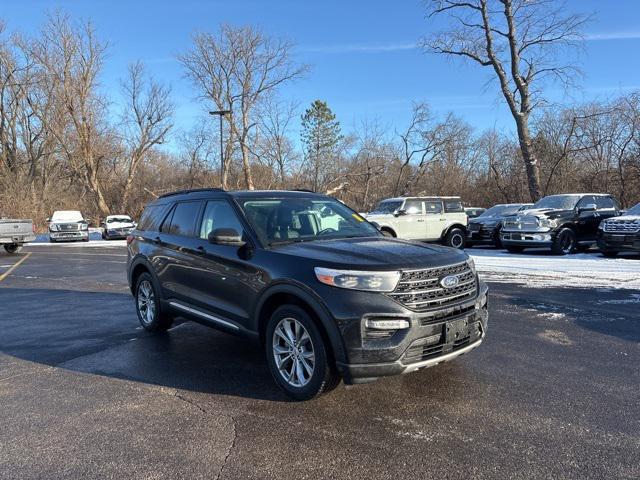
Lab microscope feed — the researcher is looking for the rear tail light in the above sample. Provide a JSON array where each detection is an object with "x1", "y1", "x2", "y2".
[{"x1": 126, "y1": 235, "x2": 134, "y2": 245}]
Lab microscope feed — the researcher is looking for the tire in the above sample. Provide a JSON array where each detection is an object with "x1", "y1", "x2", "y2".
[
  {"x1": 602, "y1": 250, "x2": 618, "y2": 258},
  {"x1": 444, "y1": 228, "x2": 466, "y2": 249},
  {"x1": 381, "y1": 229, "x2": 395, "y2": 238},
  {"x1": 265, "y1": 305, "x2": 340, "y2": 401},
  {"x1": 134, "y1": 272, "x2": 173, "y2": 332},
  {"x1": 506, "y1": 246, "x2": 524, "y2": 253},
  {"x1": 492, "y1": 229, "x2": 503, "y2": 249},
  {"x1": 551, "y1": 228, "x2": 576, "y2": 255},
  {"x1": 3, "y1": 244, "x2": 22, "y2": 254},
  {"x1": 49, "y1": 237, "x2": 56, "y2": 243}
]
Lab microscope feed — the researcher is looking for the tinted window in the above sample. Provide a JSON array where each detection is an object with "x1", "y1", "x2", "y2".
[
  {"x1": 443, "y1": 199, "x2": 464, "y2": 213},
  {"x1": 199, "y1": 200, "x2": 245, "y2": 240},
  {"x1": 595, "y1": 196, "x2": 615, "y2": 210},
  {"x1": 371, "y1": 200, "x2": 402, "y2": 214},
  {"x1": 424, "y1": 200, "x2": 442, "y2": 214},
  {"x1": 577, "y1": 195, "x2": 596, "y2": 210},
  {"x1": 159, "y1": 205, "x2": 175, "y2": 234},
  {"x1": 168, "y1": 202, "x2": 201, "y2": 237},
  {"x1": 404, "y1": 199, "x2": 422, "y2": 214},
  {"x1": 626, "y1": 203, "x2": 640, "y2": 215},
  {"x1": 138, "y1": 206, "x2": 164, "y2": 231}
]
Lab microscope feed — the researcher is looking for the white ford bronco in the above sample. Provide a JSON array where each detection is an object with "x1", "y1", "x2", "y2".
[{"x1": 365, "y1": 196, "x2": 468, "y2": 248}]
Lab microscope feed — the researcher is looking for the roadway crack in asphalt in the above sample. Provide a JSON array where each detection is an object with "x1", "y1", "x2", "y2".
[{"x1": 172, "y1": 389, "x2": 238, "y2": 480}]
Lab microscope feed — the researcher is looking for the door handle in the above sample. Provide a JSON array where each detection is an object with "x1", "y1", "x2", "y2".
[
  {"x1": 195, "y1": 246, "x2": 206, "y2": 255},
  {"x1": 417, "y1": 219, "x2": 425, "y2": 223},
  {"x1": 152, "y1": 236, "x2": 161, "y2": 245}
]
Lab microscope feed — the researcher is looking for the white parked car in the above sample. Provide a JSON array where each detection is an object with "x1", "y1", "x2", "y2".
[
  {"x1": 365, "y1": 196, "x2": 468, "y2": 248},
  {"x1": 48, "y1": 210, "x2": 89, "y2": 243},
  {"x1": 101, "y1": 215, "x2": 136, "y2": 240}
]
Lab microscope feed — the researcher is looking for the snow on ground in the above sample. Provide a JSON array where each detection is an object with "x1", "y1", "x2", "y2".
[
  {"x1": 29, "y1": 229, "x2": 127, "y2": 248},
  {"x1": 470, "y1": 248, "x2": 640, "y2": 290}
]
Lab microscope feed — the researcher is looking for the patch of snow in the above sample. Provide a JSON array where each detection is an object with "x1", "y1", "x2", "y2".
[
  {"x1": 537, "y1": 329, "x2": 573, "y2": 346},
  {"x1": 470, "y1": 249, "x2": 640, "y2": 290}
]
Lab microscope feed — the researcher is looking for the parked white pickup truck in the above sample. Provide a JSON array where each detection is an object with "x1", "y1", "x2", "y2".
[{"x1": 0, "y1": 218, "x2": 36, "y2": 254}]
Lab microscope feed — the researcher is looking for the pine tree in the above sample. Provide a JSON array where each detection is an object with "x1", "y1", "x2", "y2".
[{"x1": 300, "y1": 100, "x2": 343, "y2": 192}]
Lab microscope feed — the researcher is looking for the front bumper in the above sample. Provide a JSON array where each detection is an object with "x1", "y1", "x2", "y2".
[
  {"x1": 500, "y1": 231, "x2": 552, "y2": 247},
  {"x1": 597, "y1": 231, "x2": 640, "y2": 252},
  {"x1": 334, "y1": 281, "x2": 489, "y2": 383},
  {"x1": 467, "y1": 226, "x2": 497, "y2": 243},
  {"x1": 49, "y1": 231, "x2": 89, "y2": 241},
  {"x1": 104, "y1": 229, "x2": 133, "y2": 239}
]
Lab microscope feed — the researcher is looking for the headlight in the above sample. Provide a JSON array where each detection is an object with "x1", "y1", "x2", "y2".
[
  {"x1": 598, "y1": 222, "x2": 605, "y2": 230},
  {"x1": 49, "y1": 224, "x2": 58, "y2": 232},
  {"x1": 537, "y1": 217, "x2": 557, "y2": 229},
  {"x1": 80, "y1": 223, "x2": 89, "y2": 231},
  {"x1": 314, "y1": 267, "x2": 400, "y2": 292},
  {"x1": 467, "y1": 258, "x2": 476, "y2": 275}
]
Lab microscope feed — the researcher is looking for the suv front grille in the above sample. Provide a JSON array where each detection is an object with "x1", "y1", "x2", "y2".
[
  {"x1": 388, "y1": 261, "x2": 477, "y2": 311},
  {"x1": 604, "y1": 220, "x2": 639, "y2": 233},
  {"x1": 58, "y1": 223, "x2": 80, "y2": 231}
]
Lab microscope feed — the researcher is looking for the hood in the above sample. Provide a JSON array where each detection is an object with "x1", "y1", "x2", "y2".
[
  {"x1": 271, "y1": 236, "x2": 467, "y2": 270},
  {"x1": 364, "y1": 212, "x2": 394, "y2": 220},
  {"x1": 51, "y1": 211, "x2": 84, "y2": 223},
  {"x1": 106, "y1": 221, "x2": 135, "y2": 229},
  {"x1": 469, "y1": 215, "x2": 501, "y2": 225},
  {"x1": 606, "y1": 215, "x2": 640, "y2": 222},
  {"x1": 509, "y1": 208, "x2": 573, "y2": 219}
]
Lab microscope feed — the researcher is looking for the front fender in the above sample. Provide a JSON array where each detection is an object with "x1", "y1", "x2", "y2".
[{"x1": 251, "y1": 282, "x2": 348, "y2": 364}]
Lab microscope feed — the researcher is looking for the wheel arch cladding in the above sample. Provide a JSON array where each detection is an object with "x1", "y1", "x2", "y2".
[
  {"x1": 443, "y1": 223, "x2": 466, "y2": 239},
  {"x1": 254, "y1": 285, "x2": 347, "y2": 365}
]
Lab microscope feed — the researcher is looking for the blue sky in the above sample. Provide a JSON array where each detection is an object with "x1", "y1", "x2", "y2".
[{"x1": 4, "y1": 0, "x2": 640, "y2": 147}]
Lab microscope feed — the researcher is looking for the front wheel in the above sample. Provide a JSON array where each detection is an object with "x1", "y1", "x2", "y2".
[
  {"x1": 135, "y1": 273, "x2": 173, "y2": 332},
  {"x1": 444, "y1": 228, "x2": 466, "y2": 249},
  {"x1": 265, "y1": 305, "x2": 340, "y2": 401},
  {"x1": 3, "y1": 244, "x2": 22, "y2": 254},
  {"x1": 551, "y1": 228, "x2": 576, "y2": 255}
]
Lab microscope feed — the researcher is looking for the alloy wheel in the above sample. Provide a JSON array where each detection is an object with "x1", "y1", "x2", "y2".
[
  {"x1": 272, "y1": 317, "x2": 315, "y2": 388},
  {"x1": 137, "y1": 280, "x2": 156, "y2": 325},
  {"x1": 560, "y1": 232, "x2": 574, "y2": 254},
  {"x1": 451, "y1": 233, "x2": 464, "y2": 248}
]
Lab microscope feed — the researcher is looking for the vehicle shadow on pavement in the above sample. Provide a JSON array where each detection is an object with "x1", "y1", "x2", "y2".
[{"x1": 0, "y1": 287, "x2": 301, "y2": 401}]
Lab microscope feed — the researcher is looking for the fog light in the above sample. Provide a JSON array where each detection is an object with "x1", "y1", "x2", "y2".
[{"x1": 365, "y1": 319, "x2": 410, "y2": 330}]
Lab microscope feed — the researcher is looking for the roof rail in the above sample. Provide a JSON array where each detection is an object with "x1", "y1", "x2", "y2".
[
  {"x1": 158, "y1": 188, "x2": 225, "y2": 199},
  {"x1": 292, "y1": 188, "x2": 315, "y2": 193}
]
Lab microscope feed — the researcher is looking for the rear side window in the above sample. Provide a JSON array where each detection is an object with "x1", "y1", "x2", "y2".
[
  {"x1": 137, "y1": 205, "x2": 165, "y2": 231},
  {"x1": 167, "y1": 201, "x2": 202, "y2": 237},
  {"x1": 595, "y1": 196, "x2": 615, "y2": 210},
  {"x1": 424, "y1": 200, "x2": 443, "y2": 214},
  {"x1": 443, "y1": 199, "x2": 464, "y2": 213},
  {"x1": 199, "y1": 200, "x2": 245, "y2": 240}
]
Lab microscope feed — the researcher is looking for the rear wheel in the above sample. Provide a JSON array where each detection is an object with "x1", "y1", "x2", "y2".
[
  {"x1": 444, "y1": 228, "x2": 466, "y2": 249},
  {"x1": 265, "y1": 305, "x2": 340, "y2": 401},
  {"x1": 3, "y1": 244, "x2": 22, "y2": 254},
  {"x1": 135, "y1": 273, "x2": 173, "y2": 332},
  {"x1": 551, "y1": 228, "x2": 576, "y2": 255},
  {"x1": 506, "y1": 246, "x2": 524, "y2": 253}
]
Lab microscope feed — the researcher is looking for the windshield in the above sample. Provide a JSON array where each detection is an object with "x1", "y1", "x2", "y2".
[
  {"x1": 51, "y1": 211, "x2": 83, "y2": 222},
  {"x1": 107, "y1": 216, "x2": 132, "y2": 223},
  {"x1": 240, "y1": 197, "x2": 379, "y2": 245},
  {"x1": 532, "y1": 195, "x2": 581, "y2": 210},
  {"x1": 370, "y1": 200, "x2": 402, "y2": 214},
  {"x1": 479, "y1": 205, "x2": 523, "y2": 218},
  {"x1": 626, "y1": 203, "x2": 640, "y2": 216}
]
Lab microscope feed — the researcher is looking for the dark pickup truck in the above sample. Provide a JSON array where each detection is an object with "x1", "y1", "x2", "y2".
[
  {"x1": 501, "y1": 193, "x2": 621, "y2": 255},
  {"x1": 597, "y1": 202, "x2": 640, "y2": 257}
]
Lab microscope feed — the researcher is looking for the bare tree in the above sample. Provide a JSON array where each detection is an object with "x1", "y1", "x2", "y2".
[
  {"x1": 120, "y1": 61, "x2": 173, "y2": 211},
  {"x1": 179, "y1": 24, "x2": 307, "y2": 190},
  {"x1": 30, "y1": 12, "x2": 111, "y2": 215},
  {"x1": 422, "y1": 0, "x2": 588, "y2": 201}
]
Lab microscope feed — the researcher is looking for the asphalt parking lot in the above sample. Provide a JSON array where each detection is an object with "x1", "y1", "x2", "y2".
[{"x1": 0, "y1": 244, "x2": 638, "y2": 479}]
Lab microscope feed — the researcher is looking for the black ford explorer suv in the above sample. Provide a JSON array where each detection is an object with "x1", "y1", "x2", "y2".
[
  {"x1": 597, "y1": 202, "x2": 640, "y2": 257},
  {"x1": 127, "y1": 189, "x2": 488, "y2": 400},
  {"x1": 501, "y1": 193, "x2": 621, "y2": 255}
]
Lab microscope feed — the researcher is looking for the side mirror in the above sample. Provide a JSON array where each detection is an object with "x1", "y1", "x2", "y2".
[
  {"x1": 46, "y1": 217, "x2": 51, "y2": 223},
  {"x1": 394, "y1": 209, "x2": 407, "y2": 217},
  {"x1": 208, "y1": 228, "x2": 245, "y2": 246},
  {"x1": 580, "y1": 203, "x2": 597, "y2": 213}
]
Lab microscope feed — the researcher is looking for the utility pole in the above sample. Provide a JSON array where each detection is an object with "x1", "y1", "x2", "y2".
[{"x1": 209, "y1": 110, "x2": 231, "y2": 188}]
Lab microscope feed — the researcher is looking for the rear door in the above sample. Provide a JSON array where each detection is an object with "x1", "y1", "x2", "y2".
[
  {"x1": 156, "y1": 200, "x2": 204, "y2": 302},
  {"x1": 424, "y1": 199, "x2": 445, "y2": 240}
]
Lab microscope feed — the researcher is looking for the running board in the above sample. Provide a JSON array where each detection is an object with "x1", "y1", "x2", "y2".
[{"x1": 168, "y1": 301, "x2": 240, "y2": 331}]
